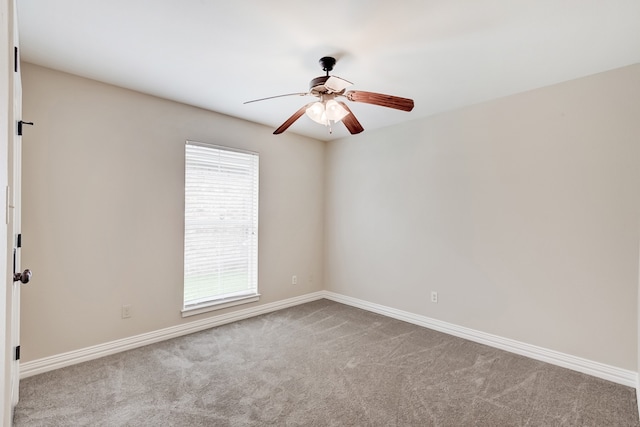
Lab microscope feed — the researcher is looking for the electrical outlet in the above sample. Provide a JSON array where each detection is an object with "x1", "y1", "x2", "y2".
[
  {"x1": 121, "y1": 305, "x2": 132, "y2": 319},
  {"x1": 292, "y1": 275, "x2": 297, "y2": 285},
  {"x1": 430, "y1": 291, "x2": 438, "y2": 303}
]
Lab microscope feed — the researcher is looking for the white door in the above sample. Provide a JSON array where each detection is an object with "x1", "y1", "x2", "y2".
[
  {"x1": 9, "y1": 31, "x2": 22, "y2": 412},
  {"x1": 0, "y1": 0, "x2": 10, "y2": 423},
  {"x1": 0, "y1": 0, "x2": 22, "y2": 422},
  {"x1": 8, "y1": 0, "x2": 25, "y2": 418}
]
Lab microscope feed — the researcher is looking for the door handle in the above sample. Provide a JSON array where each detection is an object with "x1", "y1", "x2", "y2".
[{"x1": 13, "y1": 269, "x2": 31, "y2": 284}]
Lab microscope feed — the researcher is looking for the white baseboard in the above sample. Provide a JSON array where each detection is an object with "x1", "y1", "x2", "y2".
[
  {"x1": 22, "y1": 290, "x2": 638, "y2": 389},
  {"x1": 323, "y1": 291, "x2": 638, "y2": 388},
  {"x1": 20, "y1": 291, "x2": 326, "y2": 379}
]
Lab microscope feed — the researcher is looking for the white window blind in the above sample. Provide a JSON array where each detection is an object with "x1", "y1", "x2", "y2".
[{"x1": 184, "y1": 141, "x2": 259, "y2": 311}]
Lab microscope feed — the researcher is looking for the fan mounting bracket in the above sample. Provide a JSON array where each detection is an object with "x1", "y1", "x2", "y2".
[{"x1": 319, "y1": 56, "x2": 336, "y2": 74}]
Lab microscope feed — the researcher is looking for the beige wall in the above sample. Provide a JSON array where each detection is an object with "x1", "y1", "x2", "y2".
[
  {"x1": 325, "y1": 65, "x2": 640, "y2": 370},
  {"x1": 20, "y1": 64, "x2": 325, "y2": 362}
]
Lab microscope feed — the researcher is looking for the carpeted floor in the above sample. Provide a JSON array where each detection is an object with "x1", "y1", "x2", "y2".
[{"x1": 14, "y1": 299, "x2": 640, "y2": 426}]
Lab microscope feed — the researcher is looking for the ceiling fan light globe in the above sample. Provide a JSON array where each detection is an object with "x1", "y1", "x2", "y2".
[
  {"x1": 306, "y1": 101, "x2": 328, "y2": 125},
  {"x1": 325, "y1": 100, "x2": 349, "y2": 122}
]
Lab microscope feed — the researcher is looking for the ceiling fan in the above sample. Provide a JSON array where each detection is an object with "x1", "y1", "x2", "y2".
[{"x1": 244, "y1": 56, "x2": 414, "y2": 135}]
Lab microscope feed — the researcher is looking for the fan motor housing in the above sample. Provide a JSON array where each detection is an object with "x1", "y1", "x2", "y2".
[{"x1": 309, "y1": 76, "x2": 330, "y2": 94}]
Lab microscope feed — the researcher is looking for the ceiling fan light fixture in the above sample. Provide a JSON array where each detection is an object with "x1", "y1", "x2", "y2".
[
  {"x1": 305, "y1": 99, "x2": 349, "y2": 126},
  {"x1": 325, "y1": 99, "x2": 349, "y2": 122},
  {"x1": 305, "y1": 101, "x2": 328, "y2": 125}
]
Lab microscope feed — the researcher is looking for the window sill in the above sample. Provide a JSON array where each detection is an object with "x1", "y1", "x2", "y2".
[{"x1": 181, "y1": 294, "x2": 261, "y2": 318}]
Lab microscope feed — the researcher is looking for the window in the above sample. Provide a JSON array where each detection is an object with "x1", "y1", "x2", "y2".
[{"x1": 183, "y1": 141, "x2": 259, "y2": 316}]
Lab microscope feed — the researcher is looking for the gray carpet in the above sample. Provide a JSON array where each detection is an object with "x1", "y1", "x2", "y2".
[{"x1": 14, "y1": 299, "x2": 640, "y2": 426}]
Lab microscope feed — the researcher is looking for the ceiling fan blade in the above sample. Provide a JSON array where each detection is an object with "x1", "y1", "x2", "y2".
[
  {"x1": 337, "y1": 102, "x2": 364, "y2": 134},
  {"x1": 273, "y1": 103, "x2": 314, "y2": 134},
  {"x1": 244, "y1": 92, "x2": 309, "y2": 104},
  {"x1": 345, "y1": 90, "x2": 414, "y2": 112},
  {"x1": 325, "y1": 76, "x2": 353, "y2": 93}
]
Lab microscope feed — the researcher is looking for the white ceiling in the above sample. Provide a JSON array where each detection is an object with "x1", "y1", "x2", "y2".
[{"x1": 16, "y1": 0, "x2": 640, "y2": 141}]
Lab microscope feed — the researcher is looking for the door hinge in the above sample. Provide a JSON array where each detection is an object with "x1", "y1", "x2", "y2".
[
  {"x1": 14, "y1": 47, "x2": 18, "y2": 73},
  {"x1": 16, "y1": 234, "x2": 21, "y2": 248},
  {"x1": 17, "y1": 121, "x2": 34, "y2": 136},
  {"x1": 14, "y1": 345, "x2": 20, "y2": 361}
]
